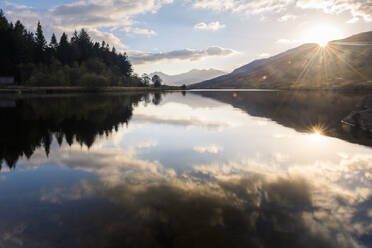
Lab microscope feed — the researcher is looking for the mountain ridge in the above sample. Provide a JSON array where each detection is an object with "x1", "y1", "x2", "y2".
[
  {"x1": 149, "y1": 69, "x2": 225, "y2": 86},
  {"x1": 191, "y1": 31, "x2": 372, "y2": 89}
]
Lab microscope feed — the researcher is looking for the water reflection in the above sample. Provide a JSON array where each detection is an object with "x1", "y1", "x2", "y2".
[
  {"x1": 2, "y1": 153, "x2": 372, "y2": 247},
  {"x1": 0, "y1": 93, "x2": 158, "y2": 170},
  {"x1": 1, "y1": 91, "x2": 372, "y2": 247},
  {"x1": 195, "y1": 90, "x2": 372, "y2": 146}
]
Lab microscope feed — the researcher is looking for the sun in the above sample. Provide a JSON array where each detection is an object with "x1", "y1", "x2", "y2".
[{"x1": 303, "y1": 25, "x2": 343, "y2": 47}]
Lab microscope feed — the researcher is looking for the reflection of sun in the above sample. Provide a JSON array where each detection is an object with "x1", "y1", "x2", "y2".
[
  {"x1": 303, "y1": 25, "x2": 342, "y2": 47},
  {"x1": 313, "y1": 130, "x2": 321, "y2": 138},
  {"x1": 308, "y1": 127, "x2": 324, "y2": 142}
]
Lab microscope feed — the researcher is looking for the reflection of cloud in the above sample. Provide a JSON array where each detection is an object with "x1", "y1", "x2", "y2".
[
  {"x1": 21, "y1": 172, "x2": 336, "y2": 247},
  {"x1": 41, "y1": 184, "x2": 88, "y2": 204},
  {"x1": 132, "y1": 102, "x2": 240, "y2": 131},
  {"x1": 273, "y1": 133, "x2": 293, "y2": 138},
  {"x1": 11, "y1": 140, "x2": 372, "y2": 247},
  {"x1": 273, "y1": 152, "x2": 289, "y2": 162},
  {"x1": 136, "y1": 140, "x2": 158, "y2": 149},
  {"x1": 60, "y1": 146, "x2": 176, "y2": 184},
  {"x1": 133, "y1": 114, "x2": 231, "y2": 131},
  {"x1": 193, "y1": 145, "x2": 223, "y2": 154},
  {"x1": 0, "y1": 223, "x2": 26, "y2": 247},
  {"x1": 37, "y1": 168, "x2": 363, "y2": 248}
]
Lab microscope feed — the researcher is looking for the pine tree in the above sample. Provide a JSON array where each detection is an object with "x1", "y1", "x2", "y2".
[
  {"x1": 57, "y1": 32, "x2": 69, "y2": 64},
  {"x1": 50, "y1": 33, "x2": 58, "y2": 49},
  {"x1": 35, "y1": 21, "x2": 46, "y2": 50},
  {"x1": 59, "y1": 32, "x2": 68, "y2": 47},
  {"x1": 34, "y1": 21, "x2": 46, "y2": 63},
  {"x1": 78, "y1": 29, "x2": 92, "y2": 61},
  {"x1": 0, "y1": 9, "x2": 9, "y2": 31},
  {"x1": 71, "y1": 30, "x2": 79, "y2": 44}
]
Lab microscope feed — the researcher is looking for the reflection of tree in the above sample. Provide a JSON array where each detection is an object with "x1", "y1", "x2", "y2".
[
  {"x1": 152, "y1": 92, "x2": 162, "y2": 105},
  {"x1": 0, "y1": 93, "x2": 165, "y2": 170},
  {"x1": 196, "y1": 91, "x2": 372, "y2": 147}
]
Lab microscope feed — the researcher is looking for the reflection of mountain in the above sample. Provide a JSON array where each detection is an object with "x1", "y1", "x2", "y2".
[
  {"x1": 194, "y1": 91, "x2": 372, "y2": 147},
  {"x1": 192, "y1": 31, "x2": 372, "y2": 89},
  {"x1": 149, "y1": 69, "x2": 226, "y2": 86},
  {"x1": 0, "y1": 93, "x2": 163, "y2": 170}
]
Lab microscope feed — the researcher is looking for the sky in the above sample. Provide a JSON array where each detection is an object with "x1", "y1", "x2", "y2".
[{"x1": 1, "y1": 0, "x2": 371, "y2": 75}]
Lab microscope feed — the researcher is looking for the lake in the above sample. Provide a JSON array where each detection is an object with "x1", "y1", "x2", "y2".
[{"x1": 1, "y1": 90, "x2": 372, "y2": 248}]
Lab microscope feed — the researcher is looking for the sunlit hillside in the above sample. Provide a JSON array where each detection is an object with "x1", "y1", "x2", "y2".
[{"x1": 192, "y1": 31, "x2": 372, "y2": 89}]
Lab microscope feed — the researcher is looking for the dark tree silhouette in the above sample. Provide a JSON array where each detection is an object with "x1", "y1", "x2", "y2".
[
  {"x1": 0, "y1": 11, "x2": 136, "y2": 86},
  {"x1": 50, "y1": 33, "x2": 58, "y2": 49},
  {"x1": 35, "y1": 21, "x2": 47, "y2": 63},
  {"x1": 141, "y1": 73, "x2": 150, "y2": 86},
  {"x1": 152, "y1": 74, "x2": 162, "y2": 87}
]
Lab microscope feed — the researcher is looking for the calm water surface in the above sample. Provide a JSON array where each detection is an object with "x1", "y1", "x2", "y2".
[{"x1": 1, "y1": 91, "x2": 372, "y2": 248}]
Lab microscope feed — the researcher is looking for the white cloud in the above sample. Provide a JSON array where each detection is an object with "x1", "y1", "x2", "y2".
[
  {"x1": 346, "y1": 16, "x2": 360, "y2": 24},
  {"x1": 276, "y1": 38, "x2": 300, "y2": 44},
  {"x1": 88, "y1": 28, "x2": 128, "y2": 49},
  {"x1": 277, "y1": 14, "x2": 297, "y2": 22},
  {"x1": 193, "y1": 145, "x2": 223, "y2": 154},
  {"x1": 4, "y1": 0, "x2": 172, "y2": 49},
  {"x1": 258, "y1": 53, "x2": 270, "y2": 58},
  {"x1": 192, "y1": 0, "x2": 294, "y2": 15},
  {"x1": 296, "y1": 0, "x2": 372, "y2": 22},
  {"x1": 4, "y1": 2, "x2": 29, "y2": 10},
  {"x1": 191, "y1": 0, "x2": 371, "y2": 22},
  {"x1": 129, "y1": 46, "x2": 236, "y2": 65},
  {"x1": 122, "y1": 27, "x2": 157, "y2": 36},
  {"x1": 194, "y1": 21, "x2": 226, "y2": 31},
  {"x1": 50, "y1": 0, "x2": 173, "y2": 29}
]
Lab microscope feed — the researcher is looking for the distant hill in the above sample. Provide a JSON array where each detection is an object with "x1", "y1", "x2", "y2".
[
  {"x1": 149, "y1": 69, "x2": 225, "y2": 86},
  {"x1": 191, "y1": 31, "x2": 372, "y2": 89}
]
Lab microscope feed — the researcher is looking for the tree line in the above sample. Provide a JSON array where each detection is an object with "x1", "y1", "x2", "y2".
[{"x1": 0, "y1": 9, "x2": 164, "y2": 87}]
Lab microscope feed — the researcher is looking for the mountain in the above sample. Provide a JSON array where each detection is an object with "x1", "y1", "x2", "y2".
[
  {"x1": 191, "y1": 31, "x2": 372, "y2": 89},
  {"x1": 149, "y1": 69, "x2": 225, "y2": 86},
  {"x1": 232, "y1": 58, "x2": 270, "y2": 74}
]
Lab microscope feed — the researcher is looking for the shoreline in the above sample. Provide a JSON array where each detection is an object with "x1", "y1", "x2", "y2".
[
  {"x1": 0, "y1": 86, "x2": 183, "y2": 94},
  {"x1": 1, "y1": 86, "x2": 372, "y2": 95}
]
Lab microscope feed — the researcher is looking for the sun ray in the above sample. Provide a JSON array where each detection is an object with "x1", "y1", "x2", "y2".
[
  {"x1": 326, "y1": 45, "x2": 368, "y2": 81},
  {"x1": 322, "y1": 47, "x2": 330, "y2": 84},
  {"x1": 295, "y1": 46, "x2": 321, "y2": 85}
]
